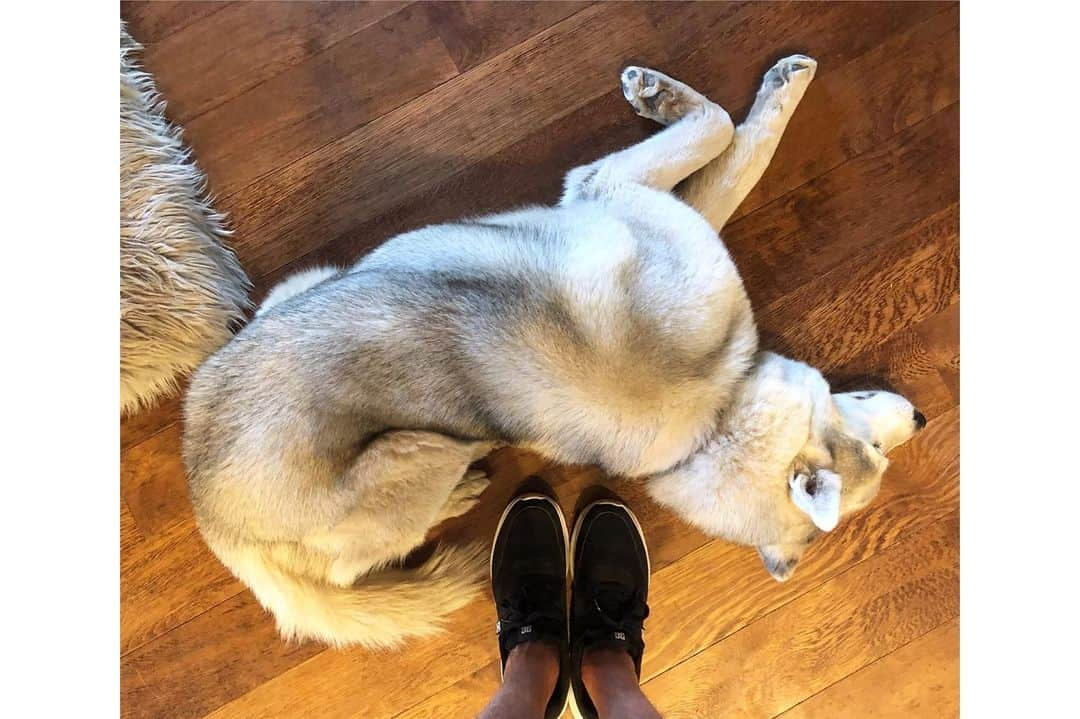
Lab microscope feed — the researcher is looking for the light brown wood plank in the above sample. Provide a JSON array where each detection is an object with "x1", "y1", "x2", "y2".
[
  {"x1": 139, "y1": 1, "x2": 412, "y2": 124},
  {"x1": 641, "y1": 515, "x2": 959, "y2": 718},
  {"x1": 121, "y1": 516, "x2": 241, "y2": 655},
  {"x1": 120, "y1": 384, "x2": 184, "y2": 451},
  {"x1": 122, "y1": 593, "x2": 322, "y2": 719},
  {"x1": 831, "y1": 302, "x2": 960, "y2": 421},
  {"x1": 121, "y1": 423, "x2": 190, "y2": 535},
  {"x1": 778, "y1": 618, "x2": 960, "y2": 719},
  {"x1": 424, "y1": 1, "x2": 593, "y2": 72},
  {"x1": 181, "y1": 5, "x2": 459, "y2": 198},
  {"x1": 395, "y1": 406, "x2": 958, "y2": 718}
]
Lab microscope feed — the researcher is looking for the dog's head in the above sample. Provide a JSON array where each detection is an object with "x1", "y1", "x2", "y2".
[{"x1": 751, "y1": 355, "x2": 925, "y2": 580}]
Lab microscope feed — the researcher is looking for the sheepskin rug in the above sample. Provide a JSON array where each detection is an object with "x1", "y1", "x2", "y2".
[{"x1": 120, "y1": 24, "x2": 251, "y2": 415}]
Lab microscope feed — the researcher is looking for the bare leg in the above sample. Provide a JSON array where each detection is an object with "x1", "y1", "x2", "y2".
[
  {"x1": 478, "y1": 641, "x2": 561, "y2": 719},
  {"x1": 581, "y1": 648, "x2": 662, "y2": 719},
  {"x1": 676, "y1": 55, "x2": 817, "y2": 231},
  {"x1": 561, "y1": 67, "x2": 734, "y2": 204}
]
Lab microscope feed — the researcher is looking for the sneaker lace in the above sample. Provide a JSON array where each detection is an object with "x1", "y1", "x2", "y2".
[
  {"x1": 498, "y1": 576, "x2": 564, "y2": 634},
  {"x1": 589, "y1": 582, "x2": 649, "y2": 636}
]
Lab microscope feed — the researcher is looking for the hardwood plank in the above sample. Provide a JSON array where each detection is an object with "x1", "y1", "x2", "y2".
[
  {"x1": 121, "y1": 516, "x2": 241, "y2": 655},
  {"x1": 122, "y1": 593, "x2": 322, "y2": 719},
  {"x1": 641, "y1": 515, "x2": 959, "y2": 718},
  {"x1": 396, "y1": 407, "x2": 958, "y2": 718},
  {"x1": 182, "y1": 5, "x2": 458, "y2": 198},
  {"x1": 759, "y1": 199, "x2": 959, "y2": 371},
  {"x1": 120, "y1": 499, "x2": 142, "y2": 557},
  {"x1": 225, "y1": 0, "x2": 944, "y2": 280},
  {"x1": 250, "y1": 0, "x2": 949, "y2": 292},
  {"x1": 120, "y1": 381, "x2": 185, "y2": 451},
  {"x1": 728, "y1": 4, "x2": 959, "y2": 222},
  {"x1": 121, "y1": 423, "x2": 191, "y2": 535},
  {"x1": 728, "y1": 103, "x2": 959, "y2": 310},
  {"x1": 831, "y1": 302, "x2": 960, "y2": 421},
  {"x1": 778, "y1": 618, "x2": 959, "y2": 719},
  {"x1": 424, "y1": 1, "x2": 593, "y2": 72},
  {"x1": 119, "y1": 111, "x2": 959, "y2": 719},
  {"x1": 139, "y1": 1, "x2": 412, "y2": 124},
  {"x1": 121, "y1": 1, "x2": 230, "y2": 45}
]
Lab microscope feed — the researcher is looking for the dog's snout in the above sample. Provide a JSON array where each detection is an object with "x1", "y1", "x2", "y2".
[{"x1": 913, "y1": 409, "x2": 927, "y2": 430}]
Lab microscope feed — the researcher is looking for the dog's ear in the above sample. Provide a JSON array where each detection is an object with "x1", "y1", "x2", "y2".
[
  {"x1": 757, "y1": 542, "x2": 809, "y2": 582},
  {"x1": 789, "y1": 469, "x2": 842, "y2": 532}
]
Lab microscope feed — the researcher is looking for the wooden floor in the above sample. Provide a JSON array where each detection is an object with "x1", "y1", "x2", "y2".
[{"x1": 119, "y1": 3, "x2": 959, "y2": 717}]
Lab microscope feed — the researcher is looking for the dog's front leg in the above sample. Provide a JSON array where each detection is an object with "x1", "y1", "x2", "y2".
[{"x1": 676, "y1": 55, "x2": 817, "y2": 232}]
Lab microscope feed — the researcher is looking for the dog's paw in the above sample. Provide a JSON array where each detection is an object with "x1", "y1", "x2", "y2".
[
  {"x1": 621, "y1": 66, "x2": 706, "y2": 125},
  {"x1": 442, "y1": 469, "x2": 491, "y2": 518},
  {"x1": 759, "y1": 55, "x2": 817, "y2": 105}
]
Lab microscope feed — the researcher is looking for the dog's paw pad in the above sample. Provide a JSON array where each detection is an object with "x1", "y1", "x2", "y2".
[
  {"x1": 621, "y1": 66, "x2": 697, "y2": 125},
  {"x1": 763, "y1": 55, "x2": 817, "y2": 89}
]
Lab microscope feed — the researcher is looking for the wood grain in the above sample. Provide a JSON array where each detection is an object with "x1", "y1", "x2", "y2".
[
  {"x1": 121, "y1": 1, "x2": 229, "y2": 45},
  {"x1": 183, "y1": 5, "x2": 459, "y2": 197},
  {"x1": 119, "y1": 4, "x2": 959, "y2": 717},
  {"x1": 424, "y1": 1, "x2": 592, "y2": 72},
  {"x1": 225, "y1": 0, "x2": 948, "y2": 281},
  {"x1": 779, "y1": 618, "x2": 960, "y2": 718},
  {"x1": 120, "y1": 516, "x2": 240, "y2": 655},
  {"x1": 643, "y1": 514, "x2": 958, "y2": 718},
  {"x1": 133, "y1": 1, "x2": 412, "y2": 124},
  {"x1": 394, "y1": 406, "x2": 959, "y2": 718}
]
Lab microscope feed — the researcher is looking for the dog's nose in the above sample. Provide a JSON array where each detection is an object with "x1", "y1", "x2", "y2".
[{"x1": 913, "y1": 409, "x2": 927, "y2": 430}]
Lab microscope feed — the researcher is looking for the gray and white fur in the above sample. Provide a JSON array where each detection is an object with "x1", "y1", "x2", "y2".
[{"x1": 184, "y1": 57, "x2": 923, "y2": 648}]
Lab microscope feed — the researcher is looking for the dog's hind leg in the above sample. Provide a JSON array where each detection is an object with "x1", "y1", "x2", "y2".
[
  {"x1": 303, "y1": 431, "x2": 495, "y2": 586},
  {"x1": 561, "y1": 67, "x2": 734, "y2": 204},
  {"x1": 676, "y1": 55, "x2": 817, "y2": 232}
]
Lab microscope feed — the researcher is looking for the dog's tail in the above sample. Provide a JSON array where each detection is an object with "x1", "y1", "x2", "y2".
[
  {"x1": 210, "y1": 538, "x2": 487, "y2": 649},
  {"x1": 256, "y1": 265, "x2": 341, "y2": 317}
]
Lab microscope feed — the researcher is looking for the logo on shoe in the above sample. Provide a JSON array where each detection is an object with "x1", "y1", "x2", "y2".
[
  {"x1": 614, "y1": 631, "x2": 626, "y2": 641},
  {"x1": 520, "y1": 625, "x2": 533, "y2": 635}
]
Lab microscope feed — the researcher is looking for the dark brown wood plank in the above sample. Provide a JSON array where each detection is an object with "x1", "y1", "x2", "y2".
[
  {"x1": 729, "y1": 103, "x2": 959, "y2": 310},
  {"x1": 225, "y1": 1, "x2": 946, "y2": 281},
  {"x1": 180, "y1": 5, "x2": 458, "y2": 198},
  {"x1": 138, "y1": 1, "x2": 412, "y2": 124},
  {"x1": 424, "y1": 1, "x2": 593, "y2": 72},
  {"x1": 121, "y1": 1, "x2": 231, "y2": 45},
  {"x1": 250, "y1": 0, "x2": 951, "y2": 291}
]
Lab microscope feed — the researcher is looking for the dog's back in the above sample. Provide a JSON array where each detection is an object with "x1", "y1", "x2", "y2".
[{"x1": 185, "y1": 197, "x2": 755, "y2": 538}]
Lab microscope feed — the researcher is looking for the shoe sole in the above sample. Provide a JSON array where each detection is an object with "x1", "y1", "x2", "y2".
[
  {"x1": 568, "y1": 499, "x2": 651, "y2": 719},
  {"x1": 490, "y1": 492, "x2": 571, "y2": 719}
]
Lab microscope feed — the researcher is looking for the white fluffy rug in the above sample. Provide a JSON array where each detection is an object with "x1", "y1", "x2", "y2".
[{"x1": 120, "y1": 24, "x2": 251, "y2": 415}]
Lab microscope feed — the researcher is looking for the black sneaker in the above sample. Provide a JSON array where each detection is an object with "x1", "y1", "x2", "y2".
[
  {"x1": 490, "y1": 493, "x2": 571, "y2": 719},
  {"x1": 569, "y1": 500, "x2": 651, "y2": 719}
]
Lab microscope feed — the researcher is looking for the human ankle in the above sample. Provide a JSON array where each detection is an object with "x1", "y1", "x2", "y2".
[
  {"x1": 581, "y1": 646, "x2": 637, "y2": 696},
  {"x1": 504, "y1": 640, "x2": 560, "y2": 704}
]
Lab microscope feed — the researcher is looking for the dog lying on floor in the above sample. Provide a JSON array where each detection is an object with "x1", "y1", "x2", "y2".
[{"x1": 182, "y1": 56, "x2": 924, "y2": 649}]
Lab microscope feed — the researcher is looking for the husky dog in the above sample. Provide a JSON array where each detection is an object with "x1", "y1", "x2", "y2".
[
  {"x1": 183, "y1": 56, "x2": 922, "y2": 649},
  {"x1": 648, "y1": 352, "x2": 925, "y2": 581}
]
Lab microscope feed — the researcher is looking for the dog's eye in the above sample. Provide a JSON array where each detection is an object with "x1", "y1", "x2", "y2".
[
  {"x1": 872, "y1": 441, "x2": 882, "y2": 450},
  {"x1": 853, "y1": 392, "x2": 876, "y2": 400}
]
